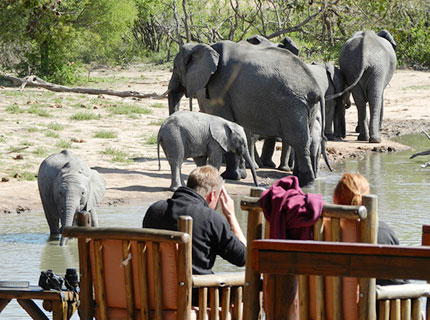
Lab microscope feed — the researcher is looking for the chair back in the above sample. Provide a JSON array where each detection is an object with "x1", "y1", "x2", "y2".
[
  {"x1": 241, "y1": 188, "x2": 377, "y2": 320},
  {"x1": 63, "y1": 218, "x2": 192, "y2": 320}
]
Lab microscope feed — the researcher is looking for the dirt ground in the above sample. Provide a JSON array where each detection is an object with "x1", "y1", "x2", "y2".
[{"x1": 0, "y1": 66, "x2": 429, "y2": 214}]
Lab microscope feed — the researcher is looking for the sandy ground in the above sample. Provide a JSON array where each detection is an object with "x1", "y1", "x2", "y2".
[{"x1": 0, "y1": 66, "x2": 429, "y2": 214}]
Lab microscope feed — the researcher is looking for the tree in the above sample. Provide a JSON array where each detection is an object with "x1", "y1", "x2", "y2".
[{"x1": 0, "y1": 0, "x2": 138, "y2": 83}]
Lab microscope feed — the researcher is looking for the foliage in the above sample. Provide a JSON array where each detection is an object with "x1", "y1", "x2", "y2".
[
  {"x1": 94, "y1": 130, "x2": 118, "y2": 139},
  {"x1": 70, "y1": 112, "x2": 101, "y2": 121},
  {"x1": 0, "y1": 0, "x2": 138, "y2": 83},
  {"x1": 0, "y1": 0, "x2": 429, "y2": 77}
]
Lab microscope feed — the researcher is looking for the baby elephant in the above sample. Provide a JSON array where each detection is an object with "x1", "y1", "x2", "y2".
[
  {"x1": 38, "y1": 150, "x2": 106, "y2": 245},
  {"x1": 157, "y1": 111, "x2": 259, "y2": 191}
]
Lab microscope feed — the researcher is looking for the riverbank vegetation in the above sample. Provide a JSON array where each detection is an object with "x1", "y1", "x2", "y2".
[{"x1": 0, "y1": 0, "x2": 429, "y2": 84}]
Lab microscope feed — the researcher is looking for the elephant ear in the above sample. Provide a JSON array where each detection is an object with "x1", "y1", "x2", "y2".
[
  {"x1": 377, "y1": 30, "x2": 396, "y2": 51},
  {"x1": 86, "y1": 169, "x2": 106, "y2": 210},
  {"x1": 325, "y1": 63, "x2": 344, "y2": 93},
  {"x1": 209, "y1": 121, "x2": 231, "y2": 153},
  {"x1": 183, "y1": 43, "x2": 219, "y2": 98}
]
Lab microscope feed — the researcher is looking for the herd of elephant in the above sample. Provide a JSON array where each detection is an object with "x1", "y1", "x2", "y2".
[
  {"x1": 36, "y1": 30, "x2": 397, "y2": 245},
  {"x1": 160, "y1": 29, "x2": 397, "y2": 189}
]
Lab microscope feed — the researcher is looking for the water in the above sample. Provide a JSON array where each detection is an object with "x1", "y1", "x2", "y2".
[{"x1": 1, "y1": 134, "x2": 429, "y2": 318}]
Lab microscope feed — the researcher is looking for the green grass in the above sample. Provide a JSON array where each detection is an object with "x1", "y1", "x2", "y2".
[
  {"x1": 32, "y1": 146, "x2": 50, "y2": 157},
  {"x1": 145, "y1": 134, "x2": 158, "y2": 145},
  {"x1": 403, "y1": 84, "x2": 430, "y2": 90},
  {"x1": 107, "y1": 104, "x2": 152, "y2": 116},
  {"x1": 45, "y1": 131, "x2": 60, "y2": 138},
  {"x1": 27, "y1": 127, "x2": 40, "y2": 133},
  {"x1": 0, "y1": 137, "x2": 5, "y2": 143},
  {"x1": 56, "y1": 139, "x2": 72, "y2": 149},
  {"x1": 149, "y1": 102, "x2": 165, "y2": 109},
  {"x1": 70, "y1": 112, "x2": 101, "y2": 121},
  {"x1": 149, "y1": 119, "x2": 165, "y2": 126},
  {"x1": 28, "y1": 106, "x2": 51, "y2": 117},
  {"x1": 6, "y1": 104, "x2": 24, "y2": 114},
  {"x1": 102, "y1": 147, "x2": 132, "y2": 163},
  {"x1": 1, "y1": 91, "x2": 24, "y2": 97},
  {"x1": 47, "y1": 122, "x2": 64, "y2": 131},
  {"x1": 93, "y1": 130, "x2": 118, "y2": 139},
  {"x1": 14, "y1": 171, "x2": 37, "y2": 181}
]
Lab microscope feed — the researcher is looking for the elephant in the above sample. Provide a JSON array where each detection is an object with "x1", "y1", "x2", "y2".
[
  {"x1": 330, "y1": 30, "x2": 396, "y2": 143},
  {"x1": 244, "y1": 36, "x2": 345, "y2": 172},
  {"x1": 38, "y1": 149, "x2": 106, "y2": 245},
  {"x1": 168, "y1": 40, "x2": 326, "y2": 186},
  {"x1": 157, "y1": 111, "x2": 259, "y2": 191}
]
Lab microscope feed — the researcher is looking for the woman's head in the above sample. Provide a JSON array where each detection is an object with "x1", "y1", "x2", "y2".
[{"x1": 333, "y1": 173, "x2": 370, "y2": 205}]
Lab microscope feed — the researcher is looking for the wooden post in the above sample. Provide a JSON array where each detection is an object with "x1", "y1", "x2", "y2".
[
  {"x1": 178, "y1": 216, "x2": 193, "y2": 320},
  {"x1": 93, "y1": 239, "x2": 107, "y2": 320},
  {"x1": 411, "y1": 299, "x2": 421, "y2": 320},
  {"x1": 358, "y1": 194, "x2": 377, "y2": 320},
  {"x1": 243, "y1": 187, "x2": 265, "y2": 320},
  {"x1": 312, "y1": 218, "x2": 325, "y2": 320},
  {"x1": 401, "y1": 299, "x2": 411, "y2": 320},
  {"x1": 122, "y1": 241, "x2": 135, "y2": 320},
  {"x1": 137, "y1": 242, "x2": 149, "y2": 320}
]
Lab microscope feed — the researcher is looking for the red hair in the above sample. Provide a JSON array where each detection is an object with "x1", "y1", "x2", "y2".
[{"x1": 333, "y1": 173, "x2": 370, "y2": 205}]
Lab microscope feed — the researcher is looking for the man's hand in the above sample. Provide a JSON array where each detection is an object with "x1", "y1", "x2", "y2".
[{"x1": 218, "y1": 186, "x2": 247, "y2": 245}]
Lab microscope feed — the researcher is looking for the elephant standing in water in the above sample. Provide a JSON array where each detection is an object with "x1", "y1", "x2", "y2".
[
  {"x1": 157, "y1": 111, "x2": 258, "y2": 191},
  {"x1": 332, "y1": 30, "x2": 397, "y2": 143},
  {"x1": 168, "y1": 40, "x2": 326, "y2": 186},
  {"x1": 38, "y1": 150, "x2": 105, "y2": 245}
]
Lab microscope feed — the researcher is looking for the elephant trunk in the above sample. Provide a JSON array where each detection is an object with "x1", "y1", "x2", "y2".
[
  {"x1": 167, "y1": 73, "x2": 185, "y2": 115},
  {"x1": 60, "y1": 200, "x2": 78, "y2": 246},
  {"x1": 244, "y1": 151, "x2": 259, "y2": 187}
]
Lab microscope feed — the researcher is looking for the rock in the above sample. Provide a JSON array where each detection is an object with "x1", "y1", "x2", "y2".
[
  {"x1": 13, "y1": 154, "x2": 24, "y2": 160},
  {"x1": 1, "y1": 177, "x2": 9, "y2": 182},
  {"x1": 16, "y1": 205, "x2": 31, "y2": 213},
  {"x1": 71, "y1": 137, "x2": 85, "y2": 143}
]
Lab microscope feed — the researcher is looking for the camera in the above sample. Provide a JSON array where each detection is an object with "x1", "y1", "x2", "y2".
[
  {"x1": 64, "y1": 268, "x2": 79, "y2": 292},
  {"x1": 38, "y1": 269, "x2": 64, "y2": 291}
]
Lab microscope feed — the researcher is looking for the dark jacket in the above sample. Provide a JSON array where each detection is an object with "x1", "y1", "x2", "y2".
[
  {"x1": 377, "y1": 221, "x2": 409, "y2": 286},
  {"x1": 142, "y1": 187, "x2": 246, "y2": 275}
]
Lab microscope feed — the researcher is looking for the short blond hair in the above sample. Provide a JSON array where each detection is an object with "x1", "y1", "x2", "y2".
[
  {"x1": 333, "y1": 173, "x2": 370, "y2": 205},
  {"x1": 187, "y1": 165, "x2": 223, "y2": 197}
]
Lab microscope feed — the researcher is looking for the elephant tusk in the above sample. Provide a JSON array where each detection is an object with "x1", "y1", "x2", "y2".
[{"x1": 153, "y1": 88, "x2": 171, "y2": 99}]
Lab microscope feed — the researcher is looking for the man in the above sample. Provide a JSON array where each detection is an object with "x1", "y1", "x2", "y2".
[{"x1": 142, "y1": 165, "x2": 246, "y2": 275}]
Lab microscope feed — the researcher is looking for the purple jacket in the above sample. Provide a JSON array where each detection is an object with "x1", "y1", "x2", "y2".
[{"x1": 259, "y1": 176, "x2": 323, "y2": 240}]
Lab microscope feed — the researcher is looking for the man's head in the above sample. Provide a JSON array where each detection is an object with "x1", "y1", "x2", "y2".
[{"x1": 187, "y1": 165, "x2": 224, "y2": 209}]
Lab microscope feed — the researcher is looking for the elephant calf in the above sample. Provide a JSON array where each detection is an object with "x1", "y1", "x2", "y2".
[
  {"x1": 38, "y1": 150, "x2": 106, "y2": 245},
  {"x1": 157, "y1": 111, "x2": 258, "y2": 191}
]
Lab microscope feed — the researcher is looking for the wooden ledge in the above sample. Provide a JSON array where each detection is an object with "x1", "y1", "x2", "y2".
[{"x1": 192, "y1": 272, "x2": 245, "y2": 288}]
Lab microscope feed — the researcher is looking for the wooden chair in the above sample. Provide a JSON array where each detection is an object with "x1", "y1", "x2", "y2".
[
  {"x1": 241, "y1": 189, "x2": 430, "y2": 320},
  {"x1": 63, "y1": 214, "x2": 245, "y2": 320}
]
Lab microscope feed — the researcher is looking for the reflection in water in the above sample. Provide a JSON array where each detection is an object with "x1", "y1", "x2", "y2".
[{"x1": 0, "y1": 133, "x2": 429, "y2": 318}]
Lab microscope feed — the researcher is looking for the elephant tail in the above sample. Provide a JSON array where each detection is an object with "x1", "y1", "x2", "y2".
[
  {"x1": 321, "y1": 139, "x2": 333, "y2": 172},
  {"x1": 325, "y1": 65, "x2": 365, "y2": 101}
]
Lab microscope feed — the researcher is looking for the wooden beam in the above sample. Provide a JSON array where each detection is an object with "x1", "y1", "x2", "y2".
[
  {"x1": 251, "y1": 241, "x2": 430, "y2": 280},
  {"x1": 122, "y1": 240, "x2": 135, "y2": 320},
  {"x1": 17, "y1": 299, "x2": 49, "y2": 320}
]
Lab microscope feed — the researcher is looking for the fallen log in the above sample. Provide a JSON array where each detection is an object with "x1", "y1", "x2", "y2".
[{"x1": 1, "y1": 75, "x2": 169, "y2": 100}]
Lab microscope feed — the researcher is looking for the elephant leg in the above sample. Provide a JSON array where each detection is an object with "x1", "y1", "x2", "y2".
[
  {"x1": 167, "y1": 159, "x2": 183, "y2": 191},
  {"x1": 220, "y1": 152, "x2": 241, "y2": 180},
  {"x1": 334, "y1": 103, "x2": 346, "y2": 139},
  {"x1": 288, "y1": 148, "x2": 295, "y2": 169},
  {"x1": 193, "y1": 156, "x2": 207, "y2": 167},
  {"x1": 90, "y1": 209, "x2": 99, "y2": 227},
  {"x1": 254, "y1": 144, "x2": 264, "y2": 168},
  {"x1": 368, "y1": 86, "x2": 384, "y2": 143},
  {"x1": 245, "y1": 130, "x2": 259, "y2": 168},
  {"x1": 42, "y1": 203, "x2": 61, "y2": 236},
  {"x1": 325, "y1": 101, "x2": 335, "y2": 141},
  {"x1": 260, "y1": 137, "x2": 276, "y2": 168},
  {"x1": 279, "y1": 144, "x2": 292, "y2": 171},
  {"x1": 238, "y1": 156, "x2": 247, "y2": 179},
  {"x1": 352, "y1": 89, "x2": 369, "y2": 141}
]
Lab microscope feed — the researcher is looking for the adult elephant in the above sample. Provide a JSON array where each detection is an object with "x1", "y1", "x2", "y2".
[
  {"x1": 168, "y1": 40, "x2": 326, "y2": 186},
  {"x1": 332, "y1": 30, "x2": 396, "y2": 143},
  {"x1": 38, "y1": 150, "x2": 105, "y2": 245}
]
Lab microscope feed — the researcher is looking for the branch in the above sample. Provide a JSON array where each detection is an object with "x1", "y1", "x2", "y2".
[
  {"x1": 266, "y1": 8, "x2": 322, "y2": 39},
  {"x1": 2, "y1": 75, "x2": 167, "y2": 99}
]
